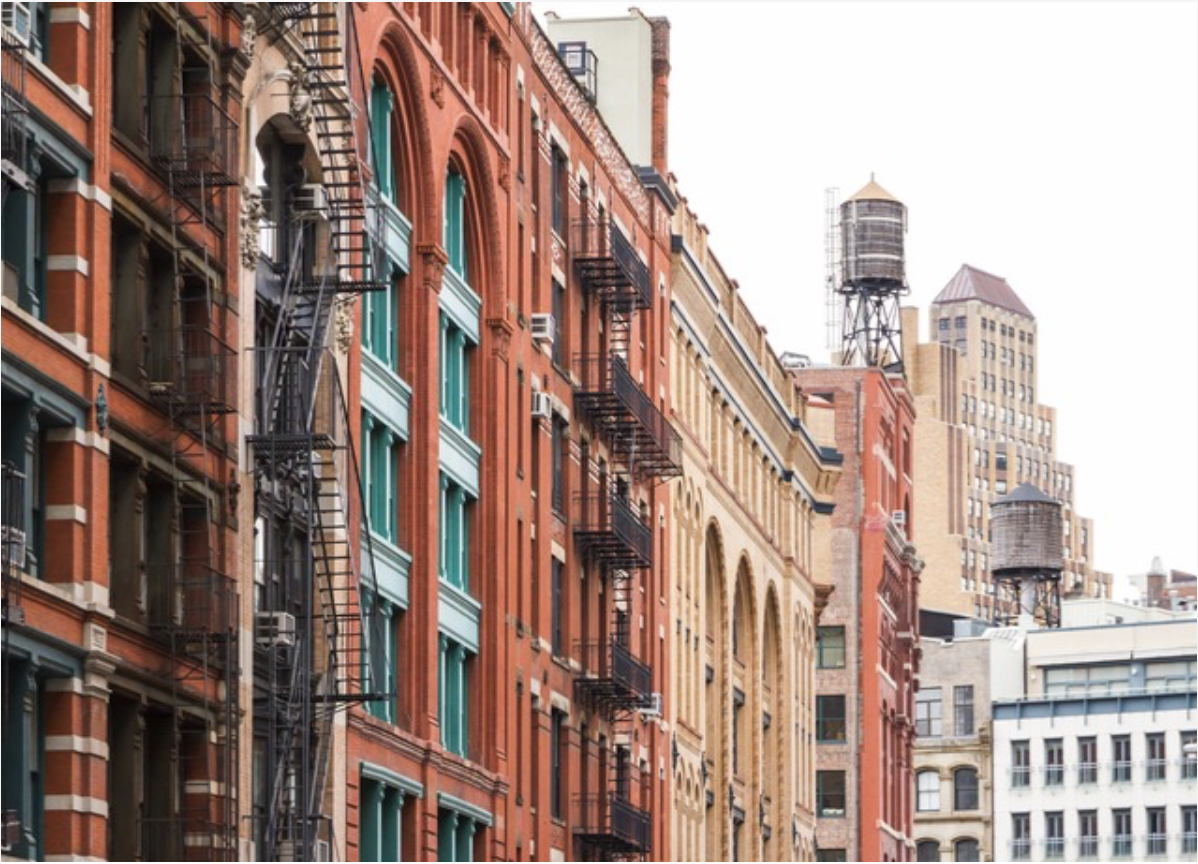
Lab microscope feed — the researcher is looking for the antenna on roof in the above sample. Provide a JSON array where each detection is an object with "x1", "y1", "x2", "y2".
[{"x1": 824, "y1": 187, "x2": 841, "y2": 357}]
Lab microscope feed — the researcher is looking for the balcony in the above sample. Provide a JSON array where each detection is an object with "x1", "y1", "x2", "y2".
[
  {"x1": 147, "y1": 563, "x2": 238, "y2": 655},
  {"x1": 2, "y1": 461, "x2": 25, "y2": 624},
  {"x1": 573, "y1": 793, "x2": 652, "y2": 858},
  {"x1": 558, "y1": 41, "x2": 598, "y2": 102},
  {"x1": 575, "y1": 639, "x2": 653, "y2": 715},
  {"x1": 150, "y1": 92, "x2": 239, "y2": 189},
  {"x1": 146, "y1": 325, "x2": 237, "y2": 415},
  {"x1": 571, "y1": 217, "x2": 651, "y2": 311},
  {"x1": 574, "y1": 354, "x2": 682, "y2": 480},
  {"x1": 2, "y1": 28, "x2": 29, "y2": 188},
  {"x1": 573, "y1": 489, "x2": 652, "y2": 571}
]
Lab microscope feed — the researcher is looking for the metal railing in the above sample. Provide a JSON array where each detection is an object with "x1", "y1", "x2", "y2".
[
  {"x1": 574, "y1": 353, "x2": 682, "y2": 478},
  {"x1": 1112, "y1": 760, "x2": 1132, "y2": 783},
  {"x1": 1077, "y1": 761, "x2": 1097, "y2": 784},
  {"x1": 1, "y1": 462, "x2": 25, "y2": 622},
  {"x1": 146, "y1": 325, "x2": 237, "y2": 413},
  {"x1": 570, "y1": 217, "x2": 651, "y2": 309},
  {"x1": 1010, "y1": 839, "x2": 1031, "y2": 861},
  {"x1": 1146, "y1": 833, "x2": 1167, "y2": 856},
  {"x1": 1146, "y1": 758, "x2": 1167, "y2": 782},
  {"x1": 1111, "y1": 836, "x2": 1132, "y2": 858},
  {"x1": 558, "y1": 41, "x2": 598, "y2": 102},
  {"x1": 575, "y1": 638, "x2": 653, "y2": 705},
  {"x1": 573, "y1": 793, "x2": 652, "y2": 855},
  {"x1": 572, "y1": 489, "x2": 653, "y2": 570},
  {"x1": 2, "y1": 28, "x2": 28, "y2": 176},
  {"x1": 150, "y1": 92, "x2": 240, "y2": 188}
]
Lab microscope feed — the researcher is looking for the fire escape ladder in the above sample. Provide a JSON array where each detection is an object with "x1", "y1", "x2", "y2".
[
  {"x1": 144, "y1": 10, "x2": 240, "y2": 860},
  {"x1": 252, "y1": 5, "x2": 386, "y2": 860}
]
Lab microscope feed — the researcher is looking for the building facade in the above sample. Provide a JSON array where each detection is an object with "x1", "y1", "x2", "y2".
[
  {"x1": 912, "y1": 630, "x2": 1004, "y2": 862},
  {"x1": 902, "y1": 265, "x2": 1111, "y2": 621},
  {"x1": 666, "y1": 195, "x2": 841, "y2": 861},
  {"x1": 798, "y1": 365, "x2": 923, "y2": 862},
  {"x1": 991, "y1": 616, "x2": 1197, "y2": 863}
]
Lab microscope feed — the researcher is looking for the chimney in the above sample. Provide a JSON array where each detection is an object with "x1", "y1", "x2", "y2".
[{"x1": 649, "y1": 16, "x2": 671, "y2": 174}]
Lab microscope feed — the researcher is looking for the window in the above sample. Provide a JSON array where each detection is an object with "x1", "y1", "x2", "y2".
[
  {"x1": 550, "y1": 417, "x2": 566, "y2": 515},
  {"x1": 359, "y1": 770, "x2": 407, "y2": 861},
  {"x1": 550, "y1": 144, "x2": 567, "y2": 236},
  {"x1": 439, "y1": 313, "x2": 472, "y2": 433},
  {"x1": 816, "y1": 695, "x2": 846, "y2": 743},
  {"x1": 550, "y1": 709, "x2": 565, "y2": 820},
  {"x1": 1183, "y1": 731, "x2": 1197, "y2": 779},
  {"x1": 437, "y1": 807, "x2": 481, "y2": 863},
  {"x1": 438, "y1": 636, "x2": 470, "y2": 758},
  {"x1": 1112, "y1": 734, "x2": 1131, "y2": 782},
  {"x1": 1011, "y1": 740, "x2": 1030, "y2": 788},
  {"x1": 1, "y1": 659, "x2": 46, "y2": 860},
  {"x1": 444, "y1": 169, "x2": 468, "y2": 279},
  {"x1": 916, "y1": 688, "x2": 942, "y2": 737},
  {"x1": 1147, "y1": 807, "x2": 1166, "y2": 856},
  {"x1": 362, "y1": 590, "x2": 400, "y2": 724},
  {"x1": 1146, "y1": 732, "x2": 1166, "y2": 781},
  {"x1": 1184, "y1": 805, "x2": 1197, "y2": 855},
  {"x1": 112, "y1": 6, "x2": 179, "y2": 147},
  {"x1": 732, "y1": 687, "x2": 744, "y2": 775},
  {"x1": 1, "y1": 162, "x2": 51, "y2": 321},
  {"x1": 953, "y1": 686, "x2": 974, "y2": 736},
  {"x1": 1112, "y1": 808, "x2": 1132, "y2": 858},
  {"x1": 816, "y1": 626, "x2": 846, "y2": 668},
  {"x1": 362, "y1": 413, "x2": 399, "y2": 543},
  {"x1": 1011, "y1": 813, "x2": 1030, "y2": 860},
  {"x1": 370, "y1": 77, "x2": 397, "y2": 203},
  {"x1": 550, "y1": 558, "x2": 563, "y2": 656},
  {"x1": 916, "y1": 770, "x2": 940, "y2": 812},
  {"x1": 550, "y1": 278, "x2": 565, "y2": 366},
  {"x1": 953, "y1": 767, "x2": 978, "y2": 811},
  {"x1": 816, "y1": 770, "x2": 845, "y2": 817},
  {"x1": 939, "y1": 318, "x2": 951, "y2": 331},
  {"x1": 955, "y1": 316, "x2": 967, "y2": 328},
  {"x1": 816, "y1": 850, "x2": 847, "y2": 862},
  {"x1": 438, "y1": 474, "x2": 472, "y2": 592},
  {"x1": 916, "y1": 840, "x2": 940, "y2": 862},
  {"x1": 954, "y1": 839, "x2": 979, "y2": 862},
  {"x1": 364, "y1": 271, "x2": 400, "y2": 372},
  {"x1": 1044, "y1": 738, "x2": 1064, "y2": 786},
  {"x1": 1078, "y1": 810, "x2": 1098, "y2": 859},
  {"x1": 1077, "y1": 736, "x2": 1097, "y2": 784},
  {"x1": 1044, "y1": 811, "x2": 1064, "y2": 860}
]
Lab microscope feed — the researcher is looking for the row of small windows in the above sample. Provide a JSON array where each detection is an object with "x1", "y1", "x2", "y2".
[
  {"x1": 915, "y1": 838, "x2": 981, "y2": 862},
  {"x1": 1010, "y1": 729, "x2": 1197, "y2": 788},
  {"x1": 1009, "y1": 805, "x2": 1196, "y2": 861},
  {"x1": 916, "y1": 767, "x2": 980, "y2": 812}
]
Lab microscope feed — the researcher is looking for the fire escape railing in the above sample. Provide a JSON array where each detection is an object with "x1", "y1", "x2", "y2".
[
  {"x1": 573, "y1": 790, "x2": 653, "y2": 857},
  {"x1": 1, "y1": 462, "x2": 24, "y2": 625},
  {"x1": 1, "y1": 26, "x2": 29, "y2": 195},
  {"x1": 572, "y1": 489, "x2": 653, "y2": 570},
  {"x1": 574, "y1": 353, "x2": 682, "y2": 480},
  {"x1": 150, "y1": 92, "x2": 240, "y2": 190},
  {"x1": 146, "y1": 324, "x2": 238, "y2": 415},
  {"x1": 571, "y1": 216, "x2": 652, "y2": 310},
  {"x1": 574, "y1": 638, "x2": 654, "y2": 712}
]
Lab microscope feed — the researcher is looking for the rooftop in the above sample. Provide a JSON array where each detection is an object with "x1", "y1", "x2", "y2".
[{"x1": 932, "y1": 264, "x2": 1034, "y2": 319}]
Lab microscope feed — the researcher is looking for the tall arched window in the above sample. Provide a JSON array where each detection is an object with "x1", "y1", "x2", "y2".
[
  {"x1": 916, "y1": 839, "x2": 941, "y2": 862},
  {"x1": 916, "y1": 770, "x2": 940, "y2": 812},
  {"x1": 954, "y1": 838, "x2": 980, "y2": 862}
]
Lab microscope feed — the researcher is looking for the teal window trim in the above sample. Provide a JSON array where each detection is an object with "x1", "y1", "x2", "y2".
[
  {"x1": 438, "y1": 473, "x2": 472, "y2": 593},
  {"x1": 370, "y1": 78, "x2": 395, "y2": 203},
  {"x1": 438, "y1": 635, "x2": 471, "y2": 759},
  {"x1": 443, "y1": 170, "x2": 467, "y2": 281},
  {"x1": 361, "y1": 411, "x2": 399, "y2": 544},
  {"x1": 359, "y1": 764, "x2": 422, "y2": 862},
  {"x1": 362, "y1": 590, "x2": 399, "y2": 723},
  {"x1": 438, "y1": 313, "x2": 473, "y2": 436}
]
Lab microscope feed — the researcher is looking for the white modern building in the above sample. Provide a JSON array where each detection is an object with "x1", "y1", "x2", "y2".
[{"x1": 991, "y1": 612, "x2": 1197, "y2": 862}]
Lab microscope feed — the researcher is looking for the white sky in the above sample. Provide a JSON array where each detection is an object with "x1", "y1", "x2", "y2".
[{"x1": 538, "y1": 1, "x2": 1198, "y2": 584}]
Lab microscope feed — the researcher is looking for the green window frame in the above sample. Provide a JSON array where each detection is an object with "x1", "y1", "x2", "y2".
[
  {"x1": 1, "y1": 660, "x2": 46, "y2": 861},
  {"x1": 816, "y1": 694, "x2": 846, "y2": 742},
  {"x1": 439, "y1": 474, "x2": 471, "y2": 592},
  {"x1": 370, "y1": 77, "x2": 395, "y2": 203},
  {"x1": 443, "y1": 170, "x2": 467, "y2": 280},
  {"x1": 362, "y1": 590, "x2": 399, "y2": 723},
  {"x1": 359, "y1": 772, "x2": 405, "y2": 861},
  {"x1": 1, "y1": 168, "x2": 50, "y2": 322},
  {"x1": 364, "y1": 272, "x2": 399, "y2": 372},
  {"x1": 437, "y1": 808, "x2": 479, "y2": 862},
  {"x1": 438, "y1": 636, "x2": 470, "y2": 758},
  {"x1": 361, "y1": 412, "x2": 398, "y2": 544},
  {"x1": 816, "y1": 625, "x2": 845, "y2": 669},
  {"x1": 439, "y1": 313, "x2": 472, "y2": 433}
]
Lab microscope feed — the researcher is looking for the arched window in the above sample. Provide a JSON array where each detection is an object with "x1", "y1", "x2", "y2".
[
  {"x1": 954, "y1": 838, "x2": 980, "y2": 862},
  {"x1": 954, "y1": 767, "x2": 979, "y2": 811},
  {"x1": 916, "y1": 770, "x2": 940, "y2": 812},
  {"x1": 916, "y1": 839, "x2": 940, "y2": 862}
]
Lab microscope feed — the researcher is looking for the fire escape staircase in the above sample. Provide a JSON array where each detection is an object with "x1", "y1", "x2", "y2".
[{"x1": 250, "y1": 5, "x2": 387, "y2": 861}]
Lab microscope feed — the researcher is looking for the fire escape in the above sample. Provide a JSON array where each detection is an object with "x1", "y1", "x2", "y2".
[
  {"x1": 1, "y1": 21, "x2": 29, "y2": 209},
  {"x1": 141, "y1": 11, "x2": 241, "y2": 860},
  {"x1": 249, "y1": 5, "x2": 386, "y2": 861},
  {"x1": 570, "y1": 213, "x2": 677, "y2": 861}
]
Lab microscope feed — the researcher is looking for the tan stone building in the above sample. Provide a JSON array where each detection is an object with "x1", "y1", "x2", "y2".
[
  {"x1": 903, "y1": 265, "x2": 1111, "y2": 620},
  {"x1": 913, "y1": 629, "x2": 1003, "y2": 862},
  {"x1": 667, "y1": 194, "x2": 841, "y2": 861}
]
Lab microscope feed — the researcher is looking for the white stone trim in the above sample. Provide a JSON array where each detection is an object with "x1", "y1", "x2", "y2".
[
  {"x1": 46, "y1": 856, "x2": 105, "y2": 862},
  {"x1": 49, "y1": 7, "x2": 90, "y2": 28},
  {"x1": 47, "y1": 426, "x2": 110, "y2": 455},
  {"x1": 546, "y1": 120, "x2": 570, "y2": 157},
  {"x1": 47, "y1": 177, "x2": 112, "y2": 211},
  {"x1": 44, "y1": 795, "x2": 108, "y2": 816},
  {"x1": 47, "y1": 255, "x2": 89, "y2": 276},
  {"x1": 548, "y1": 688, "x2": 571, "y2": 716},
  {"x1": 27, "y1": 55, "x2": 92, "y2": 116},
  {"x1": 550, "y1": 540, "x2": 566, "y2": 563},
  {"x1": 45, "y1": 735, "x2": 109, "y2": 759},
  {"x1": 45, "y1": 505, "x2": 87, "y2": 524}
]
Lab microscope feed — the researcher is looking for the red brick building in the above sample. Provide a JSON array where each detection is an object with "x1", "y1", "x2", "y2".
[
  {"x1": 2, "y1": 2, "x2": 244, "y2": 859},
  {"x1": 798, "y1": 366, "x2": 923, "y2": 862}
]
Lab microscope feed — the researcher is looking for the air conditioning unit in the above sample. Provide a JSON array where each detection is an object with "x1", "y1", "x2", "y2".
[
  {"x1": 530, "y1": 313, "x2": 555, "y2": 346},
  {"x1": 256, "y1": 611, "x2": 297, "y2": 648},
  {"x1": 531, "y1": 391, "x2": 552, "y2": 420},
  {"x1": 2, "y1": 527, "x2": 26, "y2": 569},
  {"x1": 314, "y1": 840, "x2": 331, "y2": 862},
  {"x1": 891, "y1": 510, "x2": 907, "y2": 527},
  {"x1": 639, "y1": 692, "x2": 663, "y2": 718},
  {"x1": 1, "y1": 3, "x2": 31, "y2": 45},
  {"x1": 293, "y1": 184, "x2": 328, "y2": 216}
]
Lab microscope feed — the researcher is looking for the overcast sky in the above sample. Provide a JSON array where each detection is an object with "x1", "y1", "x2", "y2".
[{"x1": 538, "y1": 1, "x2": 1198, "y2": 586}]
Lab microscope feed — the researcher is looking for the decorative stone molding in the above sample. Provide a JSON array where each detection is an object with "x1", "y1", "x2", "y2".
[
  {"x1": 430, "y1": 68, "x2": 445, "y2": 108},
  {"x1": 238, "y1": 11, "x2": 257, "y2": 63},
  {"x1": 289, "y1": 61, "x2": 313, "y2": 131},
  {"x1": 334, "y1": 297, "x2": 356, "y2": 355},
  {"x1": 239, "y1": 182, "x2": 265, "y2": 269}
]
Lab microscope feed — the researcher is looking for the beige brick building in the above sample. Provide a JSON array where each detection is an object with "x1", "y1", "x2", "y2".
[
  {"x1": 668, "y1": 194, "x2": 841, "y2": 861},
  {"x1": 903, "y1": 265, "x2": 1111, "y2": 620}
]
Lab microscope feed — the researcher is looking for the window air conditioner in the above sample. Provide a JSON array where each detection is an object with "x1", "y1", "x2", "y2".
[
  {"x1": 256, "y1": 611, "x2": 297, "y2": 648},
  {"x1": 2, "y1": 527, "x2": 26, "y2": 569},
  {"x1": 1, "y1": 3, "x2": 31, "y2": 45},
  {"x1": 891, "y1": 510, "x2": 907, "y2": 527},
  {"x1": 531, "y1": 391, "x2": 552, "y2": 420},
  {"x1": 292, "y1": 184, "x2": 328, "y2": 216},
  {"x1": 530, "y1": 313, "x2": 555, "y2": 346},
  {"x1": 639, "y1": 692, "x2": 663, "y2": 718}
]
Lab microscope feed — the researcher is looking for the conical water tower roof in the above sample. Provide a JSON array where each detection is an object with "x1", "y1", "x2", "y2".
[
  {"x1": 996, "y1": 482, "x2": 1056, "y2": 505},
  {"x1": 847, "y1": 173, "x2": 900, "y2": 203}
]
